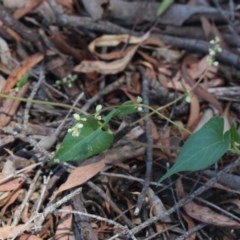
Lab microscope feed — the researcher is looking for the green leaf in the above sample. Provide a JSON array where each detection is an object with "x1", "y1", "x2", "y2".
[
  {"x1": 49, "y1": 116, "x2": 113, "y2": 165},
  {"x1": 230, "y1": 123, "x2": 240, "y2": 145},
  {"x1": 158, "y1": 117, "x2": 231, "y2": 183},
  {"x1": 103, "y1": 101, "x2": 137, "y2": 124},
  {"x1": 16, "y1": 73, "x2": 29, "y2": 89},
  {"x1": 157, "y1": 0, "x2": 174, "y2": 16}
]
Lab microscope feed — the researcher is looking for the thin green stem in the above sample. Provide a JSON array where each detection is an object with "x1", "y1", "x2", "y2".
[{"x1": 0, "y1": 93, "x2": 87, "y2": 114}]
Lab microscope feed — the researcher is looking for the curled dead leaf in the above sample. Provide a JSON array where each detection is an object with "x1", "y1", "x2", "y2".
[
  {"x1": 2, "y1": 53, "x2": 44, "y2": 95},
  {"x1": 55, "y1": 159, "x2": 105, "y2": 196},
  {"x1": 74, "y1": 45, "x2": 138, "y2": 74}
]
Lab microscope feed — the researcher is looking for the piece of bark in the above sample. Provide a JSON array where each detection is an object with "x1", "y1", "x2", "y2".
[
  {"x1": 107, "y1": 1, "x2": 229, "y2": 26},
  {"x1": 72, "y1": 193, "x2": 98, "y2": 240}
]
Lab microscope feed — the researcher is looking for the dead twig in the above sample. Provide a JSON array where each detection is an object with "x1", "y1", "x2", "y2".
[
  {"x1": 152, "y1": 33, "x2": 240, "y2": 70},
  {"x1": 128, "y1": 157, "x2": 240, "y2": 237},
  {"x1": 58, "y1": 209, "x2": 138, "y2": 240},
  {"x1": 176, "y1": 223, "x2": 207, "y2": 240},
  {"x1": 82, "y1": 76, "x2": 126, "y2": 112},
  {"x1": 12, "y1": 169, "x2": 42, "y2": 226},
  {"x1": 134, "y1": 66, "x2": 153, "y2": 215},
  {"x1": 87, "y1": 181, "x2": 134, "y2": 228},
  {"x1": 23, "y1": 66, "x2": 45, "y2": 133},
  {"x1": 0, "y1": 6, "x2": 39, "y2": 42},
  {"x1": 47, "y1": 0, "x2": 137, "y2": 35}
]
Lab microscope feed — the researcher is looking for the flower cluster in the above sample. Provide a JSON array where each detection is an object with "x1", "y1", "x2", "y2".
[
  {"x1": 136, "y1": 96, "x2": 143, "y2": 112},
  {"x1": 94, "y1": 105, "x2": 102, "y2": 121},
  {"x1": 68, "y1": 113, "x2": 87, "y2": 137},
  {"x1": 55, "y1": 74, "x2": 77, "y2": 88},
  {"x1": 68, "y1": 105, "x2": 103, "y2": 137},
  {"x1": 207, "y1": 37, "x2": 222, "y2": 67}
]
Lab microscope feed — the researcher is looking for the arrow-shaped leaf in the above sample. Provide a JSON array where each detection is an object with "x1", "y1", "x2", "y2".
[
  {"x1": 49, "y1": 116, "x2": 113, "y2": 165},
  {"x1": 158, "y1": 117, "x2": 231, "y2": 183}
]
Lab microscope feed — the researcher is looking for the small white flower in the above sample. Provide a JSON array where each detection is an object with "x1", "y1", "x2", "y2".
[
  {"x1": 96, "y1": 115, "x2": 102, "y2": 121},
  {"x1": 94, "y1": 105, "x2": 103, "y2": 121},
  {"x1": 207, "y1": 36, "x2": 222, "y2": 68},
  {"x1": 72, "y1": 129, "x2": 80, "y2": 137},
  {"x1": 137, "y1": 96, "x2": 143, "y2": 103},
  {"x1": 68, "y1": 125, "x2": 81, "y2": 137},
  {"x1": 209, "y1": 49, "x2": 215, "y2": 56},
  {"x1": 73, "y1": 113, "x2": 81, "y2": 121},
  {"x1": 68, "y1": 118, "x2": 85, "y2": 137},
  {"x1": 76, "y1": 123, "x2": 84, "y2": 129},
  {"x1": 96, "y1": 105, "x2": 103, "y2": 113},
  {"x1": 185, "y1": 94, "x2": 191, "y2": 103},
  {"x1": 217, "y1": 47, "x2": 222, "y2": 53},
  {"x1": 210, "y1": 39, "x2": 215, "y2": 45}
]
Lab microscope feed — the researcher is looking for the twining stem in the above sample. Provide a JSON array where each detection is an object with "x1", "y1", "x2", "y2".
[{"x1": 0, "y1": 92, "x2": 86, "y2": 114}]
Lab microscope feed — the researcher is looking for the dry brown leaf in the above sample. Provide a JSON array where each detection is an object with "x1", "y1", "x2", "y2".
[
  {"x1": 104, "y1": 144, "x2": 145, "y2": 165},
  {"x1": 181, "y1": 59, "x2": 223, "y2": 114},
  {"x1": 94, "y1": 46, "x2": 135, "y2": 61},
  {"x1": 176, "y1": 178, "x2": 240, "y2": 228},
  {"x1": 184, "y1": 201, "x2": 240, "y2": 228},
  {"x1": 21, "y1": 202, "x2": 30, "y2": 223},
  {"x1": 200, "y1": 16, "x2": 212, "y2": 39},
  {"x1": 0, "y1": 83, "x2": 30, "y2": 127},
  {"x1": 142, "y1": 37, "x2": 165, "y2": 48},
  {"x1": 55, "y1": 205, "x2": 73, "y2": 240},
  {"x1": 50, "y1": 33, "x2": 86, "y2": 62},
  {"x1": 76, "y1": 32, "x2": 150, "y2": 73},
  {"x1": 153, "y1": 48, "x2": 184, "y2": 63},
  {"x1": 0, "y1": 224, "x2": 33, "y2": 239},
  {"x1": 74, "y1": 45, "x2": 138, "y2": 74},
  {"x1": 19, "y1": 234, "x2": 42, "y2": 240},
  {"x1": 55, "y1": 159, "x2": 105, "y2": 196},
  {"x1": 2, "y1": 53, "x2": 44, "y2": 95},
  {"x1": 188, "y1": 56, "x2": 215, "y2": 80},
  {"x1": 0, "y1": 20, "x2": 22, "y2": 41},
  {"x1": 0, "y1": 75, "x2": 5, "y2": 91},
  {"x1": 137, "y1": 50, "x2": 161, "y2": 69},
  {"x1": 148, "y1": 188, "x2": 171, "y2": 222},
  {"x1": 13, "y1": 0, "x2": 44, "y2": 19},
  {"x1": 181, "y1": 213, "x2": 196, "y2": 240},
  {"x1": 0, "y1": 189, "x2": 21, "y2": 218},
  {"x1": 2, "y1": 0, "x2": 28, "y2": 8},
  {"x1": 0, "y1": 177, "x2": 25, "y2": 191},
  {"x1": 0, "y1": 37, "x2": 15, "y2": 70},
  {"x1": 193, "y1": 108, "x2": 214, "y2": 132},
  {"x1": 0, "y1": 134, "x2": 14, "y2": 145},
  {"x1": 56, "y1": 0, "x2": 74, "y2": 10},
  {"x1": 2, "y1": 156, "x2": 16, "y2": 176},
  {"x1": 186, "y1": 93, "x2": 200, "y2": 131},
  {"x1": 89, "y1": 33, "x2": 150, "y2": 53},
  {"x1": 89, "y1": 33, "x2": 159, "y2": 62}
]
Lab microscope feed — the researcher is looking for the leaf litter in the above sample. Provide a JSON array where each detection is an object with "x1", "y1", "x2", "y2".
[{"x1": 0, "y1": 1, "x2": 240, "y2": 239}]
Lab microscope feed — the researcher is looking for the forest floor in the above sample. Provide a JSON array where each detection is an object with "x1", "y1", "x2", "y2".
[{"x1": 1, "y1": 0, "x2": 240, "y2": 239}]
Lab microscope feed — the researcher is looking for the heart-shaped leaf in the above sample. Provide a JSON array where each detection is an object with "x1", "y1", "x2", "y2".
[
  {"x1": 158, "y1": 117, "x2": 231, "y2": 182},
  {"x1": 49, "y1": 116, "x2": 113, "y2": 165},
  {"x1": 49, "y1": 100, "x2": 138, "y2": 165}
]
